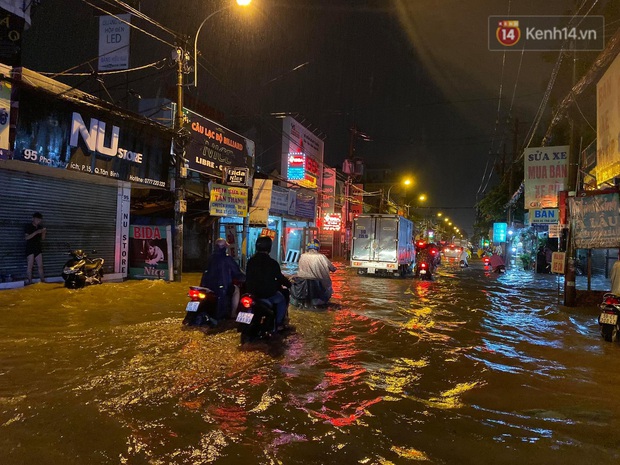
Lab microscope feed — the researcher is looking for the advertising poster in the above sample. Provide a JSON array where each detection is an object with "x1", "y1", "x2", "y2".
[
  {"x1": 597, "y1": 52, "x2": 620, "y2": 186},
  {"x1": 98, "y1": 14, "x2": 131, "y2": 71},
  {"x1": 523, "y1": 145, "x2": 569, "y2": 209},
  {"x1": 128, "y1": 225, "x2": 173, "y2": 280},
  {"x1": 185, "y1": 109, "x2": 254, "y2": 178},
  {"x1": 570, "y1": 193, "x2": 620, "y2": 249},
  {"x1": 209, "y1": 183, "x2": 248, "y2": 217},
  {"x1": 249, "y1": 179, "x2": 272, "y2": 225},
  {"x1": 13, "y1": 86, "x2": 172, "y2": 187}
]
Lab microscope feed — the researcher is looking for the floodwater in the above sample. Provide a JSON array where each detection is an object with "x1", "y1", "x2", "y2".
[{"x1": 1, "y1": 261, "x2": 619, "y2": 465}]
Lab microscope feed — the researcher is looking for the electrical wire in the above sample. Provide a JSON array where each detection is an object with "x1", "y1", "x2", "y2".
[
  {"x1": 41, "y1": 59, "x2": 168, "y2": 77},
  {"x1": 98, "y1": 0, "x2": 181, "y2": 39}
]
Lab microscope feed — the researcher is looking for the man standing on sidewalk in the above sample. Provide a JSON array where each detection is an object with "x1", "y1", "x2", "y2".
[{"x1": 24, "y1": 212, "x2": 46, "y2": 284}]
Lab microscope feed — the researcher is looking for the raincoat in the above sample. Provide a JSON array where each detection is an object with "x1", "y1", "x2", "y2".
[
  {"x1": 294, "y1": 250, "x2": 336, "y2": 305},
  {"x1": 200, "y1": 248, "x2": 245, "y2": 319}
]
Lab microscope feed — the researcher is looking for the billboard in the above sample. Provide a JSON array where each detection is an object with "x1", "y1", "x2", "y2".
[
  {"x1": 281, "y1": 116, "x2": 324, "y2": 188},
  {"x1": 597, "y1": 52, "x2": 620, "y2": 186},
  {"x1": 185, "y1": 109, "x2": 255, "y2": 179},
  {"x1": 98, "y1": 14, "x2": 131, "y2": 71},
  {"x1": 209, "y1": 183, "x2": 248, "y2": 217},
  {"x1": 524, "y1": 145, "x2": 569, "y2": 209},
  {"x1": 13, "y1": 88, "x2": 172, "y2": 187},
  {"x1": 569, "y1": 192, "x2": 620, "y2": 249}
]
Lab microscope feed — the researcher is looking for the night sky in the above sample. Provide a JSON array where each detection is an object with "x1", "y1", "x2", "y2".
[{"x1": 21, "y1": 0, "x2": 597, "y2": 234}]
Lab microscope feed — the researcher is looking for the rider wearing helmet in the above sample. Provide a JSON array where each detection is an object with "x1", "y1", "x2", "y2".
[
  {"x1": 293, "y1": 238, "x2": 337, "y2": 307},
  {"x1": 245, "y1": 236, "x2": 291, "y2": 330}
]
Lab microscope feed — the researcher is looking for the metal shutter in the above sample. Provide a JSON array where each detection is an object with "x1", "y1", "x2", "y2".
[{"x1": 0, "y1": 169, "x2": 118, "y2": 281}]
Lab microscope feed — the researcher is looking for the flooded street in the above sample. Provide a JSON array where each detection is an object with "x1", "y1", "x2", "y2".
[{"x1": 2, "y1": 263, "x2": 620, "y2": 464}]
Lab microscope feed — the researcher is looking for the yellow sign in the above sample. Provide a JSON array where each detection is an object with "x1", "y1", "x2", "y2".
[{"x1": 209, "y1": 183, "x2": 248, "y2": 217}]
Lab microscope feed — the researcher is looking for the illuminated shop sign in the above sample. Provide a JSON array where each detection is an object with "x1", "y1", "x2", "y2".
[
  {"x1": 322, "y1": 213, "x2": 342, "y2": 231},
  {"x1": 286, "y1": 152, "x2": 318, "y2": 189}
]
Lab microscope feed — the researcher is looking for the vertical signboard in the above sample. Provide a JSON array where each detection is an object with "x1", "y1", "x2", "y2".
[
  {"x1": 249, "y1": 179, "x2": 272, "y2": 225},
  {"x1": 524, "y1": 145, "x2": 569, "y2": 209},
  {"x1": 0, "y1": 77, "x2": 10, "y2": 159},
  {"x1": 322, "y1": 167, "x2": 336, "y2": 213},
  {"x1": 98, "y1": 14, "x2": 131, "y2": 71},
  {"x1": 493, "y1": 222, "x2": 507, "y2": 243},
  {"x1": 115, "y1": 182, "x2": 131, "y2": 277},
  {"x1": 597, "y1": 52, "x2": 620, "y2": 186},
  {"x1": 129, "y1": 225, "x2": 173, "y2": 280}
]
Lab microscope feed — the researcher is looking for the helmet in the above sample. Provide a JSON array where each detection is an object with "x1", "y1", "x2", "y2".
[
  {"x1": 255, "y1": 235, "x2": 273, "y2": 253},
  {"x1": 306, "y1": 238, "x2": 320, "y2": 251},
  {"x1": 215, "y1": 238, "x2": 228, "y2": 249}
]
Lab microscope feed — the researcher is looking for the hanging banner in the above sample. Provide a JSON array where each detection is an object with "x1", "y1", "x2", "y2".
[
  {"x1": 570, "y1": 192, "x2": 620, "y2": 248},
  {"x1": 524, "y1": 145, "x2": 569, "y2": 209},
  {"x1": 128, "y1": 225, "x2": 173, "y2": 280},
  {"x1": 209, "y1": 183, "x2": 248, "y2": 217},
  {"x1": 98, "y1": 14, "x2": 131, "y2": 71},
  {"x1": 185, "y1": 109, "x2": 254, "y2": 178}
]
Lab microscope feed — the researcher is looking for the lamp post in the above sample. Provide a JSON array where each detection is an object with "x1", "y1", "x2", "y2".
[{"x1": 385, "y1": 179, "x2": 411, "y2": 213}]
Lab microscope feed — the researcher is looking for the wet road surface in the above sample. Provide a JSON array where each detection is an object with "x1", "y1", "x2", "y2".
[{"x1": 1, "y1": 261, "x2": 619, "y2": 464}]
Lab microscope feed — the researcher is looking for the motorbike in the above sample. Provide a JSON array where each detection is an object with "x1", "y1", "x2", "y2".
[
  {"x1": 289, "y1": 277, "x2": 331, "y2": 308},
  {"x1": 182, "y1": 286, "x2": 218, "y2": 327},
  {"x1": 62, "y1": 249, "x2": 104, "y2": 289},
  {"x1": 459, "y1": 259, "x2": 468, "y2": 268},
  {"x1": 414, "y1": 260, "x2": 434, "y2": 280},
  {"x1": 236, "y1": 288, "x2": 290, "y2": 344},
  {"x1": 483, "y1": 256, "x2": 491, "y2": 269},
  {"x1": 493, "y1": 265, "x2": 506, "y2": 273},
  {"x1": 598, "y1": 293, "x2": 620, "y2": 342}
]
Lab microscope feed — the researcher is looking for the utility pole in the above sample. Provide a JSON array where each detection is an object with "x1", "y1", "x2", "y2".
[
  {"x1": 507, "y1": 117, "x2": 519, "y2": 226},
  {"x1": 173, "y1": 47, "x2": 188, "y2": 282},
  {"x1": 564, "y1": 46, "x2": 578, "y2": 306}
]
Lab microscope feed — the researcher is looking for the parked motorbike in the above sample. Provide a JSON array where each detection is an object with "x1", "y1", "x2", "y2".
[
  {"x1": 236, "y1": 288, "x2": 290, "y2": 344},
  {"x1": 598, "y1": 293, "x2": 620, "y2": 342},
  {"x1": 62, "y1": 249, "x2": 104, "y2": 289},
  {"x1": 182, "y1": 286, "x2": 218, "y2": 326}
]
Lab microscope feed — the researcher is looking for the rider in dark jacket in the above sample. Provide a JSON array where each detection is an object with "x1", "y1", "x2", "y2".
[
  {"x1": 245, "y1": 236, "x2": 291, "y2": 329},
  {"x1": 200, "y1": 238, "x2": 245, "y2": 320}
]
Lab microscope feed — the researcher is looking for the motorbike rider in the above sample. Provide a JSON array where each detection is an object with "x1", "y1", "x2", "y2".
[
  {"x1": 459, "y1": 248, "x2": 469, "y2": 267},
  {"x1": 245, "y1": 236, "x2": 291, "y2": 331},
  {"x1": 489, "y1": 251, "x2": 506, "y2": 272},
  {"x1": 415, "y1": 241, "x2": 436, "y2": 273},
  {"x1": 292, "y1": 239, "x2": 337, "y2": 308},
  {"x1": 200, "y1": 238, "x2": 245, "y2": 321}
]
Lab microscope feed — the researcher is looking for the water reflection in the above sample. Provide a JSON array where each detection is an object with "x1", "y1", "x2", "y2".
[{"x1": 1, "y1": 264, "x2": 620, "y2": 463}]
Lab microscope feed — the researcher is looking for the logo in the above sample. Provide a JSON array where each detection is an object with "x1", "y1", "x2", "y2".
[{"x1": 496, "y1": 20, "x2": 520, "y2": 46}]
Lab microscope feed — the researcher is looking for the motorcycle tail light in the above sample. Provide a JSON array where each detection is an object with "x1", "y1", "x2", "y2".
[
  {"x1": 241, "y1": 295, "x2": 253, "y2": 309},
  {"x1": 188, "y1": 288, "x2": 206, "y2": 300},
  {"x1": 605, "y1": 297, "x2": 620, "y2": 305},
  {"x1": 421, "y1": 263, "x2": 427, "y2": 268}
]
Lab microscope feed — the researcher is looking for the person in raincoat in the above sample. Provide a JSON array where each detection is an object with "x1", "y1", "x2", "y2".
[
  {"x1": 489, "y1": 251, "x2": 506, "y2": 272},
  {"x1": 200, "y1": 238, "x2": 245, "y2": 320},
  {"x1": 291, "y1": 239, "x2": 337, "y2": 308}
]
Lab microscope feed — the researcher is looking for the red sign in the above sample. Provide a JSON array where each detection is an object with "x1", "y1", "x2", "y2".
[
  {"x1": 322, "y1": 213, "x2": 342, "y2": 231},
  {"x1": 260, "y1": 228, "x2": 277, "y2": 239}
]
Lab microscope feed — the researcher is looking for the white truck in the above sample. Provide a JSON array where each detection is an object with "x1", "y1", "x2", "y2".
[{"x1": 350, "y1": 214, "x2": 416, "y2": 276}]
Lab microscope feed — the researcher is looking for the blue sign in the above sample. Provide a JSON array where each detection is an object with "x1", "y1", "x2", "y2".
[{"x1": 493, "y1": 222, "x2": 508, "y2": 242}]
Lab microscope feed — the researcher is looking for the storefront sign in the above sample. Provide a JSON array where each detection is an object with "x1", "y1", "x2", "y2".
[
  {"x1": 493, "y1": 222, "x2": 507, "y2": 242},
  {"x1": 185, "y1": 109, "x2": 254, "y2": 178},
  {"x1": 128, "y1": 225, "x2": 173, "y2": 280},
  {"x1": 570, "y1": 192, "x2": 620, "y2": 248},
  {"x1": 260, "y1": 228, "x2": 277, "y2": 239},
  {"x1": 322, "y1": 167, "x2": 336, "y2": 213},
  {"x1": 250, "y1": 179, "x2": 272, "y2": 225},
  {"x1": 295, "y1": 190, "x2": 317, "y2": 220},
  {"x1": 531, "y1": 208, "x2": 559, "y2": 224},
  {"x1": 322, "y1": 213, "x2": 341, "y2": 231},
  {"x1": 524, "y1": 145, "x2": 569, "y2": 208},
  {"x1": 551, "y1": 252, "x2": 565, "y2": 274},
  {"x1": 286, "y1": 152, "x2": 319, "y2": 188},
  {"x1": 13, "y1": 88, "x2": 172, "y2": 187},
  {"x1": 597, "y1": 53, "x2": 620, "y2": 186},
  {"x1": 209, "y1": 183, "x2": 248, "y2": 217},
  {"x1": 225, "y1": 167, "x2": 249, "y2": 186},
  {"x1": 270, "y1": 185, "x2": 290, "y2": 215}
]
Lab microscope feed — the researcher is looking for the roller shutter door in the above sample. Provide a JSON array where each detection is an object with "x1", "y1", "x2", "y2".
[{"x1": 0, "y1": 169, "x2": 118, "y2": 281}]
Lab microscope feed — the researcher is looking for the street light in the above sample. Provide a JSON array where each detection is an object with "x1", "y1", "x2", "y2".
[
  {"x1": 193, "y1": 0, "x2": 251, "y2": 88},
  {"x1": 386, "y1": 178, "x2": 412, "y2": 206}
]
